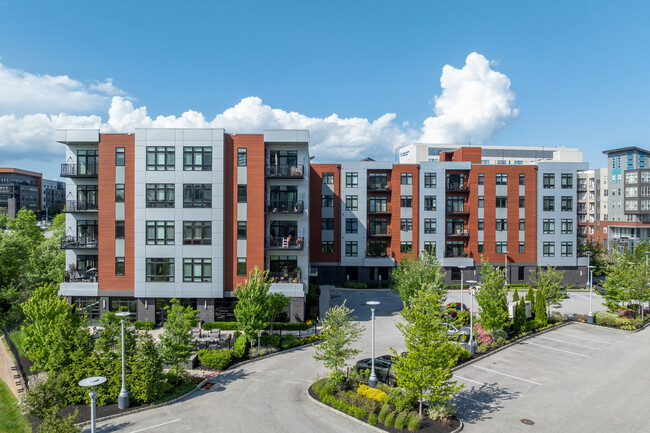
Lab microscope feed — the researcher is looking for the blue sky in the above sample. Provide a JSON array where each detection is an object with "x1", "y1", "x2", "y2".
[{"x1": 1, "y1": 0, "x2": 649, "y2": 179}]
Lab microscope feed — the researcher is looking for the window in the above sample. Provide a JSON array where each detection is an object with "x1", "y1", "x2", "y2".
[
  {"x1": 478, "y1": 196, "x2": 484, "y2": 208},
  {"x1": 321, "y1": 242, "x2": 334, "y2": 253},
  {"x1": 561, "y1": 196, "x2": 573, "y2": 212},
  {"x1": 146, "y1": 258, "x2": 175, "y2": 282},
  {"x1": 401, "y1": 173, "x2": 412, "y2": 185},
  {"x1": 424, "y1": 173, "x2": 437, "y2": 188},
  {"x1": 146, "y1": 184, "x2": 175, "y2": 208},
  {"x1": 424, "y1": 218, "x2": 436, "y2": 234},
  {"x1": 346, "y1": 195, "x2": 358, "y2": 211},
  {"x1": 519, "y1": 219, "x2": 525, "y2": 231},
  {"x1": 543, "y1": 196, "x2": 555, "y2": 211},
  {"x1": 368, "y1": 219, "x2": 388, "y2": 235},
  {"x1": 424, "y1": 241, "x2": 436, "y2": 254},
  {"x1": 368, "y1": 173, "x2": 388, "y2": 190},
  {"x1": 401, "y1": 218, "x2": 412, "y2": 232},
  {"x1": 519, "y1": 242, "x2": 525, "y2": 254},
  {"x1": 115, "y1": 184, "x2": 125, "y2": 203},
  {"x1": 519, "y1": 196, "x2": 525, "y2": 208},
  {"x1": 146, "y1": 221, "x2": 174, "y2": 245},
  {"x1": 424, "y1": 196, "x2": 437, "y2": 211},
  {"x1": 543, "y1": 173, "x2": 555, "y2": 188},
  {"x1": 496, "y1": 219, "x2": 508, "y2": 231},
  {"x1": 543, "y1": 219, "x2": 555, "y2": 234},
  {"x1": 345, "y1": 172, "x2": 358, "y2": 188},
  {"x1": 496, "y1": 173, "x2": 508, "y2": 185},
  {"x1": 183, "y1": 147, "x2": 212, "y2": 171},
  {"x1": 183, "y1": 258, "x2": 212, "y2": 282},
  {"x1": 345, "y1": 241, "x2": 358, "y2": 257},
  {"x1": 478, "y1": 219, "x2": 484, "y2": 231},
  {"x1": 478, "y1": 173, "x2": 484, "y2": 185},
  {"x1": 401, "y1": 196, "x2": 412, "y2": 208},
  {"x1": 496, "y1": 196, "x2": 508, "y2": 208},
  {"x1": 400, "y1": 242, "x2": 412, "y2": 253},
  {"x1": 115, "y1": 221, "x2": 125, "y2": 239},
  {"x1": 183, "y1": 221, "x2": 211, "y2": 245},
  {"x1": 237, "y1": 221, "x2": 247, "y2": 239},
  {"x1": 237, "y1": 148, "x2": 247, "y2": 166},
  {"x1": 345, "y1": 218, "x2": 358, "y2": 233},
  {"x1": 561, "y1": 173, "x2": 573, "y2": 189},
  {"x1": 184, "y1": 184, "x2": 212, "y2": 208},
  {"x1": 478, "y1": 242, "x2": 484, "y2": 253},
  {"x1": 561, "y1": 242, "x2": 573, "y2": 257},
  {"x1": 561, "y1": 219, "x2": 573, "y2": 234},
  {"x1": 369, "y1": 197, "x2": 388, "y2": 212},
  {"x1": 496, "y1": 242, "x2": 507, "y2": 253},
  {"x1": 322, "y1": 218, "x2": 334, "y2": 230},
  {"x1": 519, "y1": 173, "x2": 525, "y2": 185},
  {"x1": 237, "y1": 185, "x2": 247, "y2": 204},
  {"x1": 625, "y1": 200, "x2": 638, "y2": 211},
  {"x1": 625, "y1": 172, "x2": 638, "y2": 184},
  {"x1": 237, "y1": 258, "x2": 246, "y2": 276},
  {"x1": 146, "y1": 146, "x2": 175, "y2": 170},
  {"x1": 322, "y1": 195, "x2": 334, "y2": 207},
  {"x1": 115, "y1": 257, "x2": 125, "y2": 276},
  {"x1": 115, "y1": 147, "x2": 125, "y2": 166},
  {"x1": 626, "y1": 187, "x2": 638, "y2": 197},
  {"x1": 543, "y1": 242, "x2": 555, "y2": 257},
  {"x1": 323, "y1": 172, "x2": 334, "y2": 184}
]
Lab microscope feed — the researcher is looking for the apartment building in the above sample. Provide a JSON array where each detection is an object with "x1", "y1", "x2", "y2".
[
  {"x1": 0, "y1": 168, "x2": 42, "y2": 218},
  {"x1": 43, "y1": 179, "x2": 65, "y2": 215},
  {"x1": 57, "y1": 128, "x2": 310, "y2": 324}
]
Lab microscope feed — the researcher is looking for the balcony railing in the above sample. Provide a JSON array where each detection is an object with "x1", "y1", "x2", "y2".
[
  {"x1": 446, "y1": 229, "x2": 469, "y2": 237},
  {"x1": 366, "y1": 249, "x2": 391, "y2": 258},
  {"x1": 368, "y1": 184, "x2": 391, "y2": 192},
  {"x1": 64, "y1": 270, "x2": 98, "y2": 283},
  {"x1": 265, "y1": 164, "x2": 304, "y2": 178},
  {"x1": 367, "y1": 227, "x2": 392, "y2": 237},
  {"x1": 63, "y1": 200, "x2": 98, "y2": 213},
  {"x1": 60, "y1": 163, "x2": 98, "y2": 177},
  {"x1": 577, "y1": 185, "x2": 588, "y2": 192},
  {"x1": 368, "y1": 204, "x2": 392, "y2": 214},
  {"x1": 266, "y1": 237, "x2": 304, "y2": 250},
  {"x1": 61, "y1": 235, "x2": 98, "y2": 249},
  {"x1": 446, "y1": 207, "x2": 469, "y2": 215},
  {"x1": 445, "y1": 251, "x2": 469, "y2": 258},
  {"x1": 268, "y1": 271, "x2": 302, "y2": 283},
  {"x1": 266, "y1": 200, "x2": 304, "y2": 214},
  {"x1": 446, "y1": 183, "x2": 469, "y2": 192}
]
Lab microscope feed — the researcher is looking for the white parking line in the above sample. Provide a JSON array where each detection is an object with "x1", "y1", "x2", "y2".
[
  {"x1": 453, "y1": 375, "x2": 521, "y2": 395},
  {"x1": 130, "y1": 419, "x2": 181, "y2": 433},
  {"x1": 553, "y1": 331, "x2": 614, "y2": 344},
  {"x1": 523, "y1": 341, "x2": 590, "y2": 357},
  {"x1": 455, "y1": 394, "x2": 500, "y2": 408},
  {"x1": 473, "y1": 365, "x2": 542, "y2": 385},
  {"x1": 538, "y1": 336, "x2": 603, "y2": 351}
]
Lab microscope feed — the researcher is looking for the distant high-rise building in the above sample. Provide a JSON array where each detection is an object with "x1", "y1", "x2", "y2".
[{"x1": 0, "y1": 168, "x2": 42, "y2": 218}]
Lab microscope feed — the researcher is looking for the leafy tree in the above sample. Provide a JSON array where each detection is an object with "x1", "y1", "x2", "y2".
[
  {"x1": 602, "y1": 252, "x2": 633, "y2": 311},
  {"x1": 476, "y1": 259, "x2": 509, "y2": 333},
  {"x1": 21, "y1": 372, "x2": 69, "y2": 419},
  {"x1": 530, "y1": 266, "x2": 565, "y2": 315},
  {"x1": 535, "y1": 290, "x2": 547, "y2": 327},
  {"x1": 526, "y1": 287, "x2": 536, "y2": 319},
  {"x1": 391, "y1": 291, "x2": 463, "y2": 415},
  {"x1": 630, "y1": 241, "x2": 650, "y2": 266},
  {"x1": 313, "y1": 301, "x2": 365, "y2": 375},
  {"x1": 129, "y1": 331, "x2": 165, "y2": 403},
  {"x1": 391, "y1": 250, "x2": 446, "y2": 305},
  {"x1": 234, "y1": 266, "x2": 271, "y2": 344},
  {"x1": 0, "y1": 233, "x2": 31, "y2": 326},
  {"x1": 512, "y1": 300, "x2": 526, "y2": 335},
  {"x1": 267, "y1": 292, "x2": 290, "y2": 333},
  {"x1": 38, "y1": 408, "x2": 80, "y2": 433},
  {"x1": 625, "y1": 261, "x2": 650, "y2": 316},
  {"x1": 512, "y1": 288, "x2": 519, "y2": 302},
  {"x1": 7, "y1": 209, "x2": 44, "y2": 250},
  {"x1": 578, "y1": 241, "x2": 609, "y2": 277},
  {"x1": 158, "y1": 299, "x2": 199, "y2": 383}
]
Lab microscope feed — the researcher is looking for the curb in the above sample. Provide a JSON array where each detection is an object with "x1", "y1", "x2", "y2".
[
  {"x1": 570, "y1": 318, "x2": 650, "y2": 333},
  {"x1": 306, "y1": 390, "x2": 464, "y2": 433}
]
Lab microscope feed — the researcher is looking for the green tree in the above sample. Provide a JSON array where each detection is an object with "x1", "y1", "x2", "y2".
[
  {"x1": 0, "y1": 233, "x2": 31, "y2": 326},
  {"x1": 267, "y1": 292, "x2": 290, "y2": 333},
  {"x1": 512, "y1": 300, "x2": 526, "y2": 334},
  {"x1": 313, "y1": 301, "x2": 365, "y2": 375},
  {"x1": 476, "y1": 259, "x2": 509, "y2": 333},
  {"x1": 129, "y1": 331, "x2": 165, "y2": 403},
  {"x1": 158, "y1": 299, "x2": 199, "y2": 383},
  {"x1": 512, "y1": 288, "x2": 519, "y2": 302},
  {"x1": 7, "y1": 209, "x2": 44, "y2": 250},
  {"x1": 530, "y1": 266, "x2": 566, "y2": 315},
  {"x1": 21, "y1": 372, "x2": 69, "y2": 419},
  {"x1": 391, "y1": 291, "x2": 463, "y2": 415},
  {"x1": 602, "y1": 252, "x2": 633, "y2": 311},
  {"x1": 391, "y1": 250, "x2": 446, "y2": 305},
  {"x1": 578, "y1": 241, "x2": 608, "y2": 277},
  {"x1": 535, "y1": 290, "x2": 547, "y2": 327},
  {"x1": 38, "y1": 408, "x2": 80, "y2": 433},
  {"x1": 234, "y1": 267, "x2": 271, "y2": 344}
]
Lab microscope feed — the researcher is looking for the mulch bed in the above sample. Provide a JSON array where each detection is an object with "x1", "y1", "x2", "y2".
[{"x1": 308, "y1": 384, "x2": 461, "y2": 433}]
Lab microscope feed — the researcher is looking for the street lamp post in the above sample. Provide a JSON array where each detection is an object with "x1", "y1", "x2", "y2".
[
  {"x1": 79, "y1": 376, "x2": 106, "y2": 433},
  {"x1": 367, "y1": 301, "x2": 380, "y2": 388},
  {"x1": 466, "y1": 280, "x2": 477, "y2": 354},
  {"x1": 115, "y1": 311, "x2": 131, "y2": 409},
  {"x1": 503, "y1": 251, "x2": 509, "y2": 285},
  {"x1": 585, "y1": 252, "x2": 593, "y2": 324},
  {"x1": 458, "y1": 266, "x2": 467, "y2": 309}
]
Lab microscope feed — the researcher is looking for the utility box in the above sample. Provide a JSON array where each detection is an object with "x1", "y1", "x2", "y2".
[{"x1": 508, "y1": 301, "x2": 531, "y2": 319}]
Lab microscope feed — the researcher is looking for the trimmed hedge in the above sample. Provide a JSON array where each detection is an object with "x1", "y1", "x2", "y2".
[
  {"x1": 134, "y1": 320, "x2": 155, "y2": 330},
  {"x1": 198, "y1": 349, "x2": 233, "y2": 370},
  {"x1": 201, "y1": 321, "x2": 311, "y2": 331},
  {"x1": 321, "y1": 394, "x2": 368, "y2": 419},
  {"x1": 202, "y1": 321, "x2": 238, "y2": 330}
]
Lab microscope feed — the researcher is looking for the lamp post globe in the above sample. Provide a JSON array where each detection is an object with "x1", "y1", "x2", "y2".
[
  {"x1": 79, "y1": 376, "x2": 107, "y2": 433},
  {"x1": 115, "y1": 311, "x2": 131, "y2": 409},
  {"x1": 366, "y1": 301, "x2": 380, "y2": 388}
]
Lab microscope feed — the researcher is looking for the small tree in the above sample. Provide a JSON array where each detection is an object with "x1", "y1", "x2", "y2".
[
  {"x1": 512, "y1": 300, "x2": 526, "y2": 335},
  {"x1": 38, "y1": 408, "x2": 80, "y2": 433},
  {"x1": 391, "y1": 250, "x2": 446, "y2": 305},
  {"x1": 512, "y1": 288, "x2": 519, "y2": 302},
  {"x1": 602, "y1": 252, "x2": 632, "y2": 311},
  {"x1": 158, "y1": 299, "x2": 199, "y2": 383},
  {"x1": 476, "y1": 259, "x2": 509, "y2": 333},
  {"x1": 526, "y1": 287, "x2": 536, "y2": 319},
  {"x1": 535, "y1": 290, "x2": 547, "y2": 327},
  {"x1": 313, "y1": 301, "x2": 364, "y2": 375},
  {"x1": 391, "y1": 291, "x2": 463, "y2": 415},
  {"x1": 129, "y1": 331, "x2": 164, "y2": 403},
  {"x1": 234, "y1": 267, "x2": 271, "y2": 345},
  {"x1": 267, "y1": 292, "x2": 291, "y2": 333},
  {"x1": 530, "y1": 266, "x2": 566, "y2": 315}
]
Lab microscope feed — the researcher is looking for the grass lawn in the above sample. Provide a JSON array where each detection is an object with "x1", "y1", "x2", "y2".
[
  {"x1": 9, "y1": 329, "x2": 27, "y2": 357},
  {"x1": 0, "y1": 377, "x2": 31, "y2": 433}
]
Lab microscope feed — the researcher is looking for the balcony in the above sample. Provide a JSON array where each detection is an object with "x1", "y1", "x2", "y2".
[
  {"x1": 446, "y1": 207, "x2": 470, "y2": 215},
  {"x1": 60, "y1": 163, "x2": 98, "y2": 178},
  {"x1": 266, "y1": 236, "x2": 304, "y2": 250},
  {"x1": 61, "y1": 235, "x2": 98, "y2": 249},
  {"x1": 63, "y1": 200, "x2": 98, "y2": 213},
  {"x1": 577, "y1": 207, "x2": 587, "y2": 215},
  {"x1": 265, "y1": 164, "x2": 304, "y2": 179},
  {"x1": 446, "y1": 229, "x2": 469, "y2": 238},
  {"x1": 268, "y1": 271, "x2": 302, "y2": 283},
  {"x1": 445, "y1": 251, "x2": 469, "y2": 258},
  {"x1": 367, "y1": 184, "x2": 391, "y2": 192},
  {"x1": 65, "y1": 269, "x2": 98, "y2": 283},
  {"x1": 577, "y1": 185, "x2": 588, "y2": 192},
  {"x1": 368, "y1": 204, "x2": 392, "y2": 215},
  {"x1": 367, "y1": 227, "x2": 392, "y2": 237},
  {"x1": 265, "y1": 200, "x2": 304, "y2": 214},
  {"x1": 366, "y1": 249, "x2": 391, "y2": 258},
  {"x1": 446, "y1": 183, "x2": 469, "y2": 192}
]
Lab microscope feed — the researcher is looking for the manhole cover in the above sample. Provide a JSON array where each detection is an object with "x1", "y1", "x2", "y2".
[
  {"x1": 201, "y1": 382, "x2": 215, "y2": 390},
  {"x1": 520, "y1": 419, "x2": 535, "y2": 425}
]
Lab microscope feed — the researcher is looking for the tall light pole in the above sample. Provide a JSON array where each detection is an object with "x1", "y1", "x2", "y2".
[
  {"x1": 115, "y1": 311, "x2": 131, "y2": 409},
  {"x1": 466, "y1": 279, "x2": 477, "y2": 353},
  {"x1": 503, "y1": 251, "x2": 509, "y2": 285},
  {"x1": 79, "y1": 376, "x2": 106, "y2": 433},
  {"x1": 584, "y1": 252, "x2": 593, "y2": 323},
  {"x1": 458, "y1": 266, "x2": 467, "y2": 308},
  {"x1": 367, "y1": 301, "x2": 380, "y2": 388}
]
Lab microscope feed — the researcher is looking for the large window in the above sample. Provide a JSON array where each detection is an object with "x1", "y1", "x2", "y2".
[
  {"x1": 237, "y1": 258, "x2": 247, "y2": 276},
  {"x1": 322, "y1": 195, "x2": 334, "y2": 207},
  {"x1": 321, "y1": 242, "x2": 334, "y2": 253},
  {"x1": 77, "y1": 150, "x2": 98, "y2": 175},
  {"x1": 543, "y1": 219, "x2": 555, "y2": 234},
  {"x1": 400, "y1": 218, "x2": 412, "y2": 232},
  {"x1": 496, "y1": 242, "x2": 508, "y2": 253},
  {"x1": 543, "y1": 196, "x2": 555, "y2": 211},
  {"x1": 561, "y1": 219, "x2": 573, "y2": 234},
  {"x1": 183, "y1": 258, "x2": 211, "y2": 282},
  {"x1": 478, "y1": 219, "x2": 484, "y2": 231},
  {"x1": 561, "y1": 173, "x2": 573, "y2": 189},
  {"x1": 368, "y1": 219, "x2": 388, "y2": 235},
  {"x1": 183, "y1": 221, "x2": 211, "y2": 245},
  {"x1": 496, "y1": 173, "x2": 508, "y2": 185},
  {"x1": 345, "y1": 172, "x2": 358, "y2": 188},
  {"x1": 237, "y1": 148, "x2": 247, "y2": 166},
  {"x1": 369, "y1": 197, "x2": 387, "y2": 212},
  {"x1": 519, "y1": 173, "x2": 525, "y2": 185},
  {"x1": 346, "y1": 218, "x2": 358, "y2": 233},
  {"x1": 543, "y1": 242, "x2": 555, "y2": 257},
  {"x1": 424, "y1": 218, "x2": 436, "y2": 234},
  {"x1": 346, "y1": 195, "x2": 358, "y2": 211},
  {"x1": 478, "y1": 173, "x2": 484, "y2": 185},
  {"x1": 561, "y1": 196, "x2": 573, "y2": 212},
  {"x1": 424, "y1": 173, "x2": 437, "y2": 188},
  {"x1": 146, "y1": 221, "x2": 174, "y2": 245},
  {"x1": 496, "y1": 196, "x2": 508, "y2": 208},
  {"x1": 110, "y1": 297, "x2": 136, "y2": 313},
  {"x1": 447, "y1": 196, "x2": 465, "y2": 212},
  {"x1": 478, "y1": 196, "x2": 484, "y2": 208},
  {"x1": 519, "y1": 219, "x2": 525, "y2": 231},
  {"x1": 115, "y1": 184, "x2": 125, "y2": 203},
  {"x1": 401, "y1": 196, "x2": 412, "y2": 208},
  {"x1": 401, "y1": 173, "x2": 412, "y2": 185},
  {"x1": 146, "y1": 146, "x2": 175, "y2": 171},
  {"x1": 184, "y1": 184, "x2": 212, "y2": 208},
  {"x1": 543, "y1": 173, "x2": 555, "y2": 189},
  {"x1": 561, "y1": 242, "x2": 573, "y2": 257},
  {"x1": 322, "y1": 172, "x2": 334, "y2": 184},
  {"x1": 115, "y1": 147, "x2": 125, "y2": 166},
  {"x1": 146, "y1": 184, "x2": 175, "y2": 208},
  {"x1": 496, "y1": 219, "x2": 507, "y2": 231},
  {"x1": 146, "y1": 258, "x2": 175, "y2": 282},
  {"x1": 424, "y1": 196, "x2": 436, "y2": 211},
  {"x1": 115, "y1": 221, "x2": 125, "y2": 239},
  {"x1": 77, "y1": 185, "x2": 98, "y2": 209},
  {"x1": 424, "y1": 241, "x2": 436, "y2": 254},
  {"x1": 400, "y1": 241, "x2": 412, "y2": 253},
  {"x1": 519, "y1": 196, "x2": 525, "y2": 208},
  {"x1": 115, "y1": 257, "x2": 125, "y2": 276},
  {"x1": 519, "y1": 242, "x2": 525, "y2": 254},
  {"x1": 237, "y1": 221, "x2": 247, "y2": 239},
  {"x1": 237, "y1": 185, "x2": 247, "y2": 203},
  {"x1": 183, "y1": 147, "x2": 212, "y2": 171},
  {"x1": 345, "y1": 241, "x2": 358, "y2": 257},
  {"x1": 322, "y1": 218, "x2": 334, "y2": 230},
  {"x1": 368, "y1": 173, "x2": 388, "y2": 190}
]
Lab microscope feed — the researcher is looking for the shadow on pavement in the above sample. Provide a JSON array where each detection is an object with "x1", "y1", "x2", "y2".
[
  {"x1": 331, "y1": 289, "x2": 405, "y2": 321},
  {"x1": 206, "y1": 368, "x2": 251, "y2": 393},
  {"x1": 92, "y1": 421, "x2": 132, "y2": 432},
  {"x1": 453, "y1": 382, "x2": 519, "y2": 424}
]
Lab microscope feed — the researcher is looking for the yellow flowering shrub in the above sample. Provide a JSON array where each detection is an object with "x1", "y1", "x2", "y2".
[{"x1": 356, "y1": 384, "x2": 388, "y2": 404}]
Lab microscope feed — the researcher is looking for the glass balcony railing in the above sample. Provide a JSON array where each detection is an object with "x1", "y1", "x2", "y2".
[
  {"x1": 64, "y1": 270, "x2": 98, "y2": 283},
  {"x1": 61, "y1": 235, "x2": 98, "y2": 249},
  {"x1": 63, "y1": 200, "x2": 98, "y2": 212},
  {"x1": 60, "y1": 163, "x2": 98, "y2": 177},
  {"x1": 266, "y1": 236, "x2": 304, "y2": 250},
  {"x1": 266, "y1": 200, "x2": 304, "y2": 214},
  {"x1": 265, "y1": 164, "x2": 304, "y2": 178}
]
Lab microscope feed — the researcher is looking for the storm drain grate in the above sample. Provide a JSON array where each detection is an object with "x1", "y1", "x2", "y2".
[
  {"x1": 201, "y1": 382, "x2": 215, "y2": 390},
  {"x1": 520, "y1": 419, "x2": 535, "y2": 425}
]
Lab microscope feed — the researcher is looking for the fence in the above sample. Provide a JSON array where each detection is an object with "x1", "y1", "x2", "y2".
[{"x1": 2, "y1": 328, "x2": 28, "y2": 394}]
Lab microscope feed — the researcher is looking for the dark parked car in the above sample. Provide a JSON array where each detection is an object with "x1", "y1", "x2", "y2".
[{"x1": 355, "y1": 356, "x2": 397, "y2": 386}]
